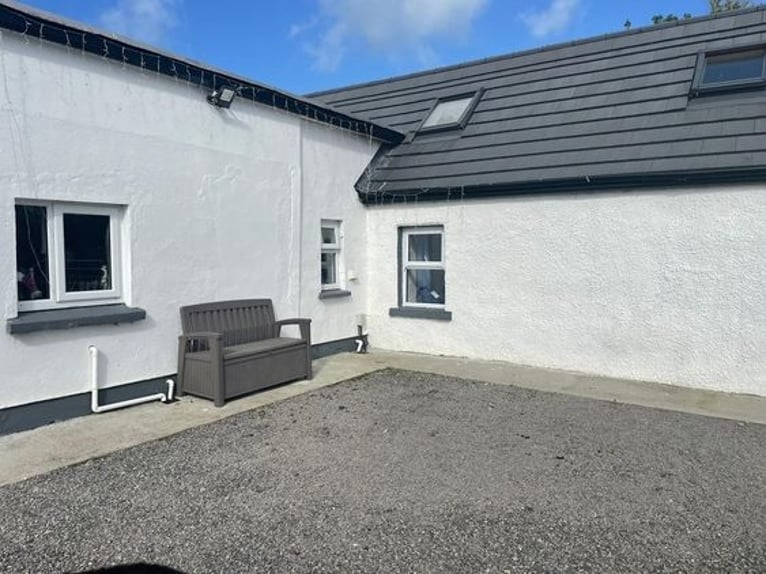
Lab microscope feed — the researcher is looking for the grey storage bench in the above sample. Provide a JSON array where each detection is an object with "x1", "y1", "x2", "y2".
[{"x1": 177, "y1": 299, "x2": 312, "y2": 406}]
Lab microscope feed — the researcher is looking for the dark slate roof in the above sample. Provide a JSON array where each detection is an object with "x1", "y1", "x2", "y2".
[
  {"x1": 309, "y1": 9, "x2": 766, "y2": 203},
  {"x1": 0, "y1": 1, "x2": 403, "y2": 145}
]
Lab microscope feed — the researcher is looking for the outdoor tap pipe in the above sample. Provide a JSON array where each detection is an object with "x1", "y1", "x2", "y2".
[{"x1": 89, "y1": 345, "x2": 173, "y2": 414}]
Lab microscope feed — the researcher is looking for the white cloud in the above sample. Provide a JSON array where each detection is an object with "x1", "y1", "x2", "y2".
[
  {"x1": 519, "y1": 0, "x2": 580, "y2": 38},
  {"x1": 289, "y1": 17, "x2": 319, "y2": 39},
  {"x1": 99, "y1": 0, "x2": 180, "y2": 46},
  {"x1": 293, "y1": 0, "x2": 488, "y2": 72}
]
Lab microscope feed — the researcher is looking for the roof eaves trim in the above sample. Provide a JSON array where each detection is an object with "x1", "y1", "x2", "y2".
[
  {"x1": 355, "y1": 167, "x2": 766, "y2": 204},
  {"x1": 0, "y1": 1, "x2": 404, "y2": 145}
]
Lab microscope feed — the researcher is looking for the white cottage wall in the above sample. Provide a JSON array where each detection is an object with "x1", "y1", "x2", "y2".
[
  {"x1": 366, "y1": 188, "x2": 766, "y2": 396},
  {"x1": 0, "y1": 32, "x2": 376, "y2": 409},
  {"x1": 299, "y1": 122, "x2": 376, "y2": 340}
]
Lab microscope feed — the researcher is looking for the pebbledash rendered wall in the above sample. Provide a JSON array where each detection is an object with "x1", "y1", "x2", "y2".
[
  {"x1": 0, "y1": 30, "x2": 376, "y2": 410},
  {"x1": 365, "y1": 188, "x2": 766, "y2": 397}
]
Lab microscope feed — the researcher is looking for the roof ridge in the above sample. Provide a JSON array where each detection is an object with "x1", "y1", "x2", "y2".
[{"x1": 307, "y1": 5, "x2": 766, "y2": 98}]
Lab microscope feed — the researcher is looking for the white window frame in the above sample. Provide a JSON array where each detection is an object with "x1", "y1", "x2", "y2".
[
  {"x1": 320, "y1": 219, "x2": 343, "y2": 291},
  {"x1": 16, "y1": 200, "x2": 124, "y2": 312},
  {"x1": 400, "y1": 226, "x2": 445, "y2": 309}
]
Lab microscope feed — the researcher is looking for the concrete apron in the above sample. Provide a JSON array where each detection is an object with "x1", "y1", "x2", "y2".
[{"x1": 1, "y1": 350, "x2": 764, "y2": 487}]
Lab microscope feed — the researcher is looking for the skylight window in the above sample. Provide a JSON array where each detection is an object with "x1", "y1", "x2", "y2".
[
  {"x1": 419, "y1": 90, "x2": 483, "y2": 133},
  {"x1": 692, "y1": 47, "x2": 766, "y2": 95},
  {"x1": 422, "y1": 97, "x2": 473, "y2": 128}
]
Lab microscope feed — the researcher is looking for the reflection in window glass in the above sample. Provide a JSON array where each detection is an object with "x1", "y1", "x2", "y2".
[
  {"x1": 15, "y1": 205, "x2": 50, "y2": 301},
  {"x1": 408, "y1": 234, "x2": 442, "y2": 262},
  {"x1": 321, "y1": 252, "x2": 337, "y2": 286},
  {"x1": 422, "y1": 97, "x2": 473, "y2": 128},
  {"x1": 63, "y1": 213, "x2": 112, "y2": 292},
  {"x1": 321, "y1": 226, "x2": 337, "y2": 245},
  {"x1": 406, "y1": 269, "x2": 445, "y2": 304},
  {"x1": 702, "y1": 51, "x2": 764, "y2": 85}
]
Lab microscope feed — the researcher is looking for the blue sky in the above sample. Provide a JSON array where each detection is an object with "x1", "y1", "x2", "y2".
[{"x1": 19, "y1": 1, "x2": 711, "y2": 94}]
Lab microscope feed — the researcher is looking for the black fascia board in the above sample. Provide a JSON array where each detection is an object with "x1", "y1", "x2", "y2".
[
  {"x1": 356, "y1": 167, "x2": 766, "y2": 204},
  {"x1": 0, "y1": 1, "x2": 404, "y2": 145}
]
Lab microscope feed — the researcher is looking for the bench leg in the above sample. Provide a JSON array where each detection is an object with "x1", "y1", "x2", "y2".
[
  {"x1": 212, "y1": 339, "x2": 226, "y2": 407},
  {"x1": 304, "y1": 344, "x2": 312, "y2": 380},
  {"x1": 176, "y1": 337, "x2": 186, "y2": 397},
  {"x1": 305, "y1": 333, "x2": 312, "y2": 380}
]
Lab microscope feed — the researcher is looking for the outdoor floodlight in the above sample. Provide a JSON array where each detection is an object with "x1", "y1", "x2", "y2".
[{"x1": 207, "y1": 85, "x2": 237, "y2": 109}]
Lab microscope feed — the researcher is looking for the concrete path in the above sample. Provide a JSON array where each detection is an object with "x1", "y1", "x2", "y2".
[{"x1": 1, "y1": 350, "x2": 764, "y2": 486}]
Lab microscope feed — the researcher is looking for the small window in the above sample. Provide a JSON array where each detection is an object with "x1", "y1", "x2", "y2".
[
  {"x1": 419, "y1": 90, "x2": 483, "y2": 133},
  {"x1": 321, "y1": 220, "x2": 342, "y2": 290},
  {"x1": 400, "y1": 227, "x2": 445, "y2": 308},
  {"x1": 422, "y1": 97, "x2": 473, "y2": 128},
  {"x1": 692, "y1": 48, "x2": 766, "y2": 95},
  {"x1": 15, "y1": 202, "x2": 123, "y2": 311}
]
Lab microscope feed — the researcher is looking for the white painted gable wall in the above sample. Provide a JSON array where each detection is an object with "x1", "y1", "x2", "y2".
[{"x1": 0, "y1": 32, "x2": 376, "y2": 409}]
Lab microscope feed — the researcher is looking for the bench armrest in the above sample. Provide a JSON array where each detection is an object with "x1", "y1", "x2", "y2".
[
  {"x1": 179, "y1": 331, "x2": 223, "y2": 354},
  {"x1": 179, "y1": 331, "x2": 223, "y2": 341},
  {"x1": 273, "y1": 318, "x2": 311, "y2": 341}
]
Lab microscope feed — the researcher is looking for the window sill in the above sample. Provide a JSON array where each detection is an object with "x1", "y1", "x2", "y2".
[
  {"x1": 319, "y1": 289, "x2": 352, "y2": 300},
  {"x1": 389, "y1": 307, "x2": 452, "y2": 321},
  {"x1": 7, "y1": 304, "x2": 146, "y2": 335}
]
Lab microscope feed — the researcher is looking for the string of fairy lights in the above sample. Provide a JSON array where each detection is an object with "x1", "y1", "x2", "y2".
[
  {"x1": 1, "y1": 5, "x2": 468, "y2": 207},
  {"x1": 2, "y1": 7, "x2": 384, "y2": 136}
]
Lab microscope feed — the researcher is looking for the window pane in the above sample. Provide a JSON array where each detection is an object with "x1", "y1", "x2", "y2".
[
  {"x1": 422, "y1": 97, "x2": 473, "y2": 128},
  {"x1": 406, "y1": 269, "x2": 445, "y2": 305},
  {"x1": 15, "y1": 205, "x2": 50, "y2": 301},
  {"x1": 321, "y1": 252, "x2": 336, "y2": 285},
  {"x1": 63, "y1": 213, "x2": 112, "y2": 292},
  {"x1": 408, "y1": 234, "x2": 442, "y2": 262},
  {"x1": 321, "y1": 226, "x2": 337, "y2": 245},
  {"x1": 702, "y1": 52, "x2": 764, "y2": 85}
]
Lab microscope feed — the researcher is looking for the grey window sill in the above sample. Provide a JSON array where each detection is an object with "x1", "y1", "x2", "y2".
[
  {"x1": 7, "y1": 304, "x2": 147, "y2": 334},
  {"x1": 389, "y1": 307, "x2": 452, "y2": 321},
  {"x1": 319, "y1": 289, "x2": 352, "y2": 300}
]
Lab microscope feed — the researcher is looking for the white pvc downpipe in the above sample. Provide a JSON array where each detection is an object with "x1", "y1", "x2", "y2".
[{"x1": 89, "y1": 345, "x2": 174, "y2": 414}]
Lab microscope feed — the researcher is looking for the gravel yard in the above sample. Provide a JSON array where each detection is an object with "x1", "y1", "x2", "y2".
[{"x1": 0, "y1": 368, "x2": 764, "y2": 574}]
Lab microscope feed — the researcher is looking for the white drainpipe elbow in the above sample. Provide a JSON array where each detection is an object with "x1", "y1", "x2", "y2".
[
  {"x1": 89, "y1": 345, "x2": 171, "y2": 414},
  {"x1": 165, "y1": 379, "x2": 175, "y2": 402}
]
